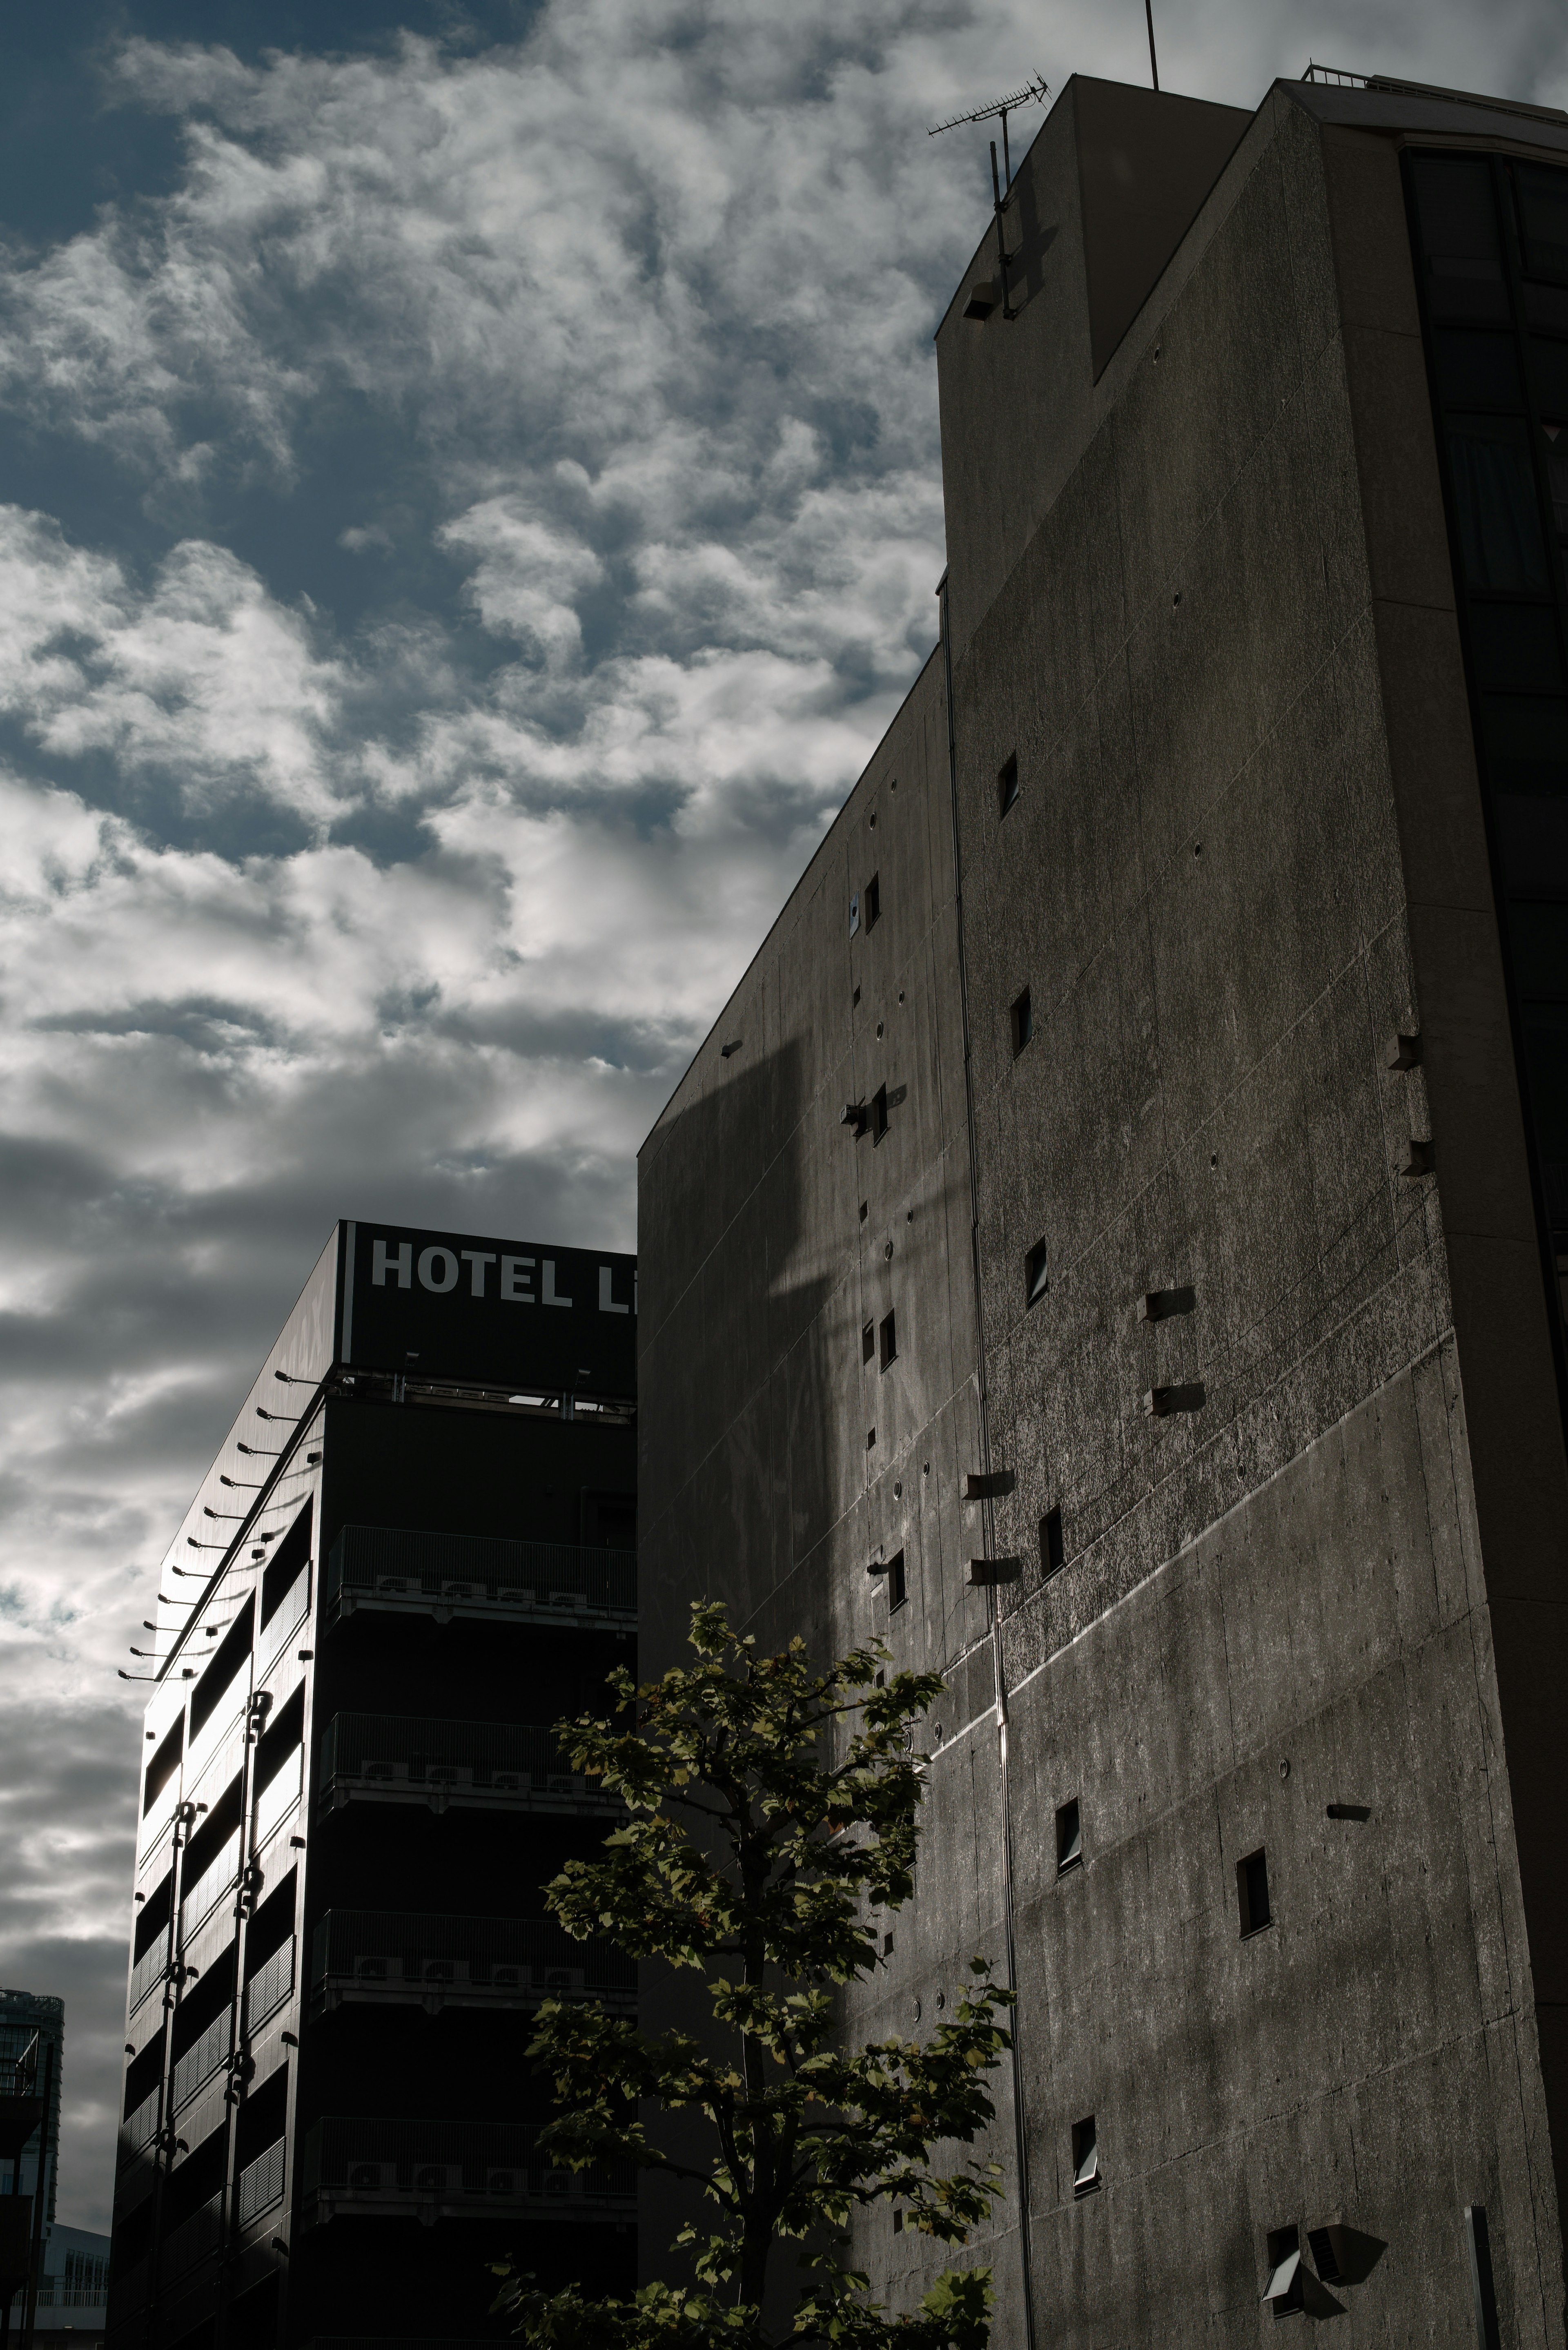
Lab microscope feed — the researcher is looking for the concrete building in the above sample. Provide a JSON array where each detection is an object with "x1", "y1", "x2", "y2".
[
  {"x1": 107, "y1": 1221, "x2": 638, "y2": 2350},
  {"x1": 637, "y1": 68, "x2": 1568, "y2": 2349}
]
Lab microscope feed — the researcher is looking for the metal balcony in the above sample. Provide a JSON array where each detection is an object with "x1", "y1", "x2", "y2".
[
  {"x1": 236, "y1": 2138, "x2": 286, "y2": 2227},
  {"x1": 311, "y1": 1911, "x2": 633, "y2": 2017},
  {"x1": 243, "y1": 1938, "x2": 296, "y2": 2036},
  {"x1": 317, "y1": 1716, "x2": 619, "y2": 1819},
  {"x1": 324, "y1": 1527, "x2": 635, "y2": 1630},
  {"x1": 299, "y1": 2118, "x2": 635, "y2": 2229},
  {"x1": 169, "y1": 2012, "x2": 232, "y2": 2114},
  {"x1": 160, "y1": 2187, "x2": 222, "y2": 2281}
]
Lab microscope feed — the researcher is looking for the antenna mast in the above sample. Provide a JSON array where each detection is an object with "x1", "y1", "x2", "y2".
[{"x1": 928, "y1": 73, "x2": 1050, "y2": 193}]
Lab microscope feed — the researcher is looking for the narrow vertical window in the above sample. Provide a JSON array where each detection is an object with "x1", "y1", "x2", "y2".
[
  {"x1": 1040, "y1": 1507, "x2": 1065, "y2": 1576},
  {"x1": 1071, "y1": 2115, "x2": 1098, "y2": 2195},
  {"x1": 998, "y1": 753, "x2": 1019, "y2": 816},
  {"x1": 862, "y1": 1322, "x2": 875, "y2": 1365},
  {"x1": 1056, "y1": 1798, "x2": 1082, "y2": 1873},
  {"x1": 1025, "y1": 1238, "x2": 1049, "y2": 1306},
  {"x1": 886, "y1": 1551, "x2": 907, "y2": 1611},
  {"x1": 849, "y1": 890, "x2": 860, "y2": 937},
  {"x1": 1011, "y1": 988, "x2": 1033, "y2": 1057},
  {"x1": 864, "y1": 874, "x2": 881, "y2": 930},
  {"x1": 879, "y1": 1310, "x2": 897, "y2": 1370},
  {"x1": 1238, "y1": 1848, "x2": 1271, "y2": 1936},
  {"x1": 871, "y1": 1085, "x2": 889, "y2": 1143},
  {"x1": 1263, "y1": 2226, "x2": 1304, "y2": 2317}
]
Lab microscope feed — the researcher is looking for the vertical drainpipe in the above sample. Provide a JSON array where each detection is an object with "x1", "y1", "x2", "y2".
[{"x1": 938, "y1": 573, "x2": 1038, "y2": 2350}]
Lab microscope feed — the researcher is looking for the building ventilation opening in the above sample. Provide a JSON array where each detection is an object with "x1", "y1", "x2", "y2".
[
  {"x1": 1238, "y1": 1848, "x2": 1271, "y2": 1936},
  {"x1": 1071, "y1": 2115, "x2": 1098, "y2": 2195}
]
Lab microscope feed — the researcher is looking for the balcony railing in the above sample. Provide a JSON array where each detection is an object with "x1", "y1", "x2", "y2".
[
  {"x1": 236, "y1": 2137, "x2": 287, "y2": 2227},
  {"x1": 244, "y1": 1937, "x2": 296, "y2": 2036},
  {"x1": 129, "y1": 1937, "x2": 170, "y2": 2016},
  {"x1": 318, "y1": 1716, "x2": 618, "y2": 1817},
  {"x1": 254, "y1": 1745, "x2": 303, "y2": 1850},
  {"x1": 257, "y1": 1566, "x2": 311, "y2": 1681},
  {"x1": 169, "y1": 2012, "x2": 232, "y2": 2114},
  {"x1": 179, "y1": 1831, "x2": 241, "y2": 1944},
  {"x1": 311, "y1": 1911, "x2": 633, "y2": 2015},
  {"x1": 161, "y1": 2189, "x2": 222, "y2": 2281},
  {"x1": 325, "y1": 1527, "x2": 635, "y2": 1628},
  {"x1": 118, "y1": 2087, "x2": 161, "y2": 2168},
  {"x1": 300, "y1": 2118, "x2": 635, "y2": 2227}
]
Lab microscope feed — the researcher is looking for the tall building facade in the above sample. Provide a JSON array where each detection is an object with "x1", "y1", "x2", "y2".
[
  {"x1": 108, "y1": 1221, "x2": 638, "y2": 2350},
  {"x1": 638, "y1": 71, "x2": 1568, "y2": 2348}
]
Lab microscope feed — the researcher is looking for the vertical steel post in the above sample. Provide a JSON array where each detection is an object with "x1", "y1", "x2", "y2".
[{"x1": 19, "y1": 2039, "x2": 51, "y2": 2350}]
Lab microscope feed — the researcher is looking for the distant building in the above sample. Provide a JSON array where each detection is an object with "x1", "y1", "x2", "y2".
[
  {"x1": 32, "y1": 2223, "x2": 110, "y2": 2345},
  {"x1": 108, "y1": 1221, "x2": 637, "y2": 2349},
  {"x1": 639, "y1": 68, "x2": 1568, "y2": 2349}
]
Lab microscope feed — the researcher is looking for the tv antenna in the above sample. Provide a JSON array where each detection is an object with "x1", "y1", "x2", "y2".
[{"x1": 928, "y1": 74, "x2": 1050, "y2": 194}]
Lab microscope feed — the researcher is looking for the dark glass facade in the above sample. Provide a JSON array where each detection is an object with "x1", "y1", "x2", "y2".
[
  {"x1": 107, "y1": 1223, "x2": 637, "y2": 2350},
  {"x1": 1407, "y1": 150, "x2": 1568, "y2": 1331}
]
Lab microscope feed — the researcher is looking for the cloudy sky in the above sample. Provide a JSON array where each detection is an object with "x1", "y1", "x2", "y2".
[{"x1": 0, "y1": 0, "x2": 1563, "y2": 2241}]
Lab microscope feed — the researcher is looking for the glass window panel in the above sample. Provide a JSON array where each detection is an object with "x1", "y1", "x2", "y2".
[
  {"x1": 1521, "y1": 1001, "x2": 1568, "y2": 1156},
  {"x1": 1516, "y1": 163, "x2": 1568, "y2": 288},
  {"x1": 1447, "y1": 415, "x2": 1550, "y2": 591},
  {"x1": 1508, "y1": 900, "x2": 1568, "y2": 999},
  {"x1": 1433, "y1": 330, "x2": 1523, "y2": 410},
  {"x1": 1468, "y1": 602, "x2": 1564, "y2": 691},
  {"x1": 1542, "y1": 421, "x2": 1568, "y2": 542},
  {"x1": 1482, "y1": 696, "x2": 1568, "y2": 794},
  {"x1": 1410, "y1": 156, "x2": 1509, "y2": 321},
  {"x1": 1525, "y1": 283, "x2": 1568, "y2": 337},
  {"x1": 1531, "y1": 336, "x2": 1568, "y2": 421},
  {"x1": 1494, "y1": 796, "x2": 1568, "y2": 896}
]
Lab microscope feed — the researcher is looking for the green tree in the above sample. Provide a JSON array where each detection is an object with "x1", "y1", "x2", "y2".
[{"x1": 490, "y1": 1601, "x2": 1012, "y2": 2350}]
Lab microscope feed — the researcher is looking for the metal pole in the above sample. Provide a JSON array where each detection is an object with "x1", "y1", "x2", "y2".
[
  {"x1": 1000, "y1": 104, "x2": 1012, "y2": 192},
  {"x1": 20, "y1": 2040, "x2": 50, "y2": 2350},
  {"x1": 989, "y1": 143, "x2": 1016, "y2": 321},
  {"x1": 1145, "y1": 0, "x2": 1160, "y2": 90}
]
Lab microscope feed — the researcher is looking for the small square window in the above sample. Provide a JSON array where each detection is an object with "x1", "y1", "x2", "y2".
[
  {"x1": 1056, "y1": 1797, "x2": 1082, "y2": 1873},
  {"x1": 871, "y1": 1085, "x2": 889, "y2": 1143},
  {"x1": 862, "y1": 1322, "x2": 875, "y2": 1365},
  {"x1": 1011, "y1": 988, "x2": 1032, "y2": 1056},
  {"x1": 1040, "y1": 1507, "x2": 1064, "y2": 1576},
  {"x1": 864, "y1": 874, "x2": 881, "y2": 930},
  {"x1": 879, "y1": 1310, "x2": 898, "y2": 1371},
  {"x1": 1238, "y1": 1848, "x2": 1271, "y2": 1937},
  {"x1": 998, "y1": 753, "x2": 1019, "y2": 817},
  {"x1": 886, "y1": 1550, "x2": 907, "y2": 1611},
  {"x1": 1263, "y1": 2226, "x2": 1303, "y2": 2317},
  {"x1": 1071, "y1": 2115, "x2": 1098, "y2": 2195},
  {"x1": 1025, "y1": 1239, "x2": 1049, "y2": 1307}
]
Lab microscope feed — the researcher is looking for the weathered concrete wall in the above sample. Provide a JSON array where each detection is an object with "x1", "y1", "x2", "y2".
[{"x1": 638, "y1": 69, "x2": 1568, "y2": 2350}]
